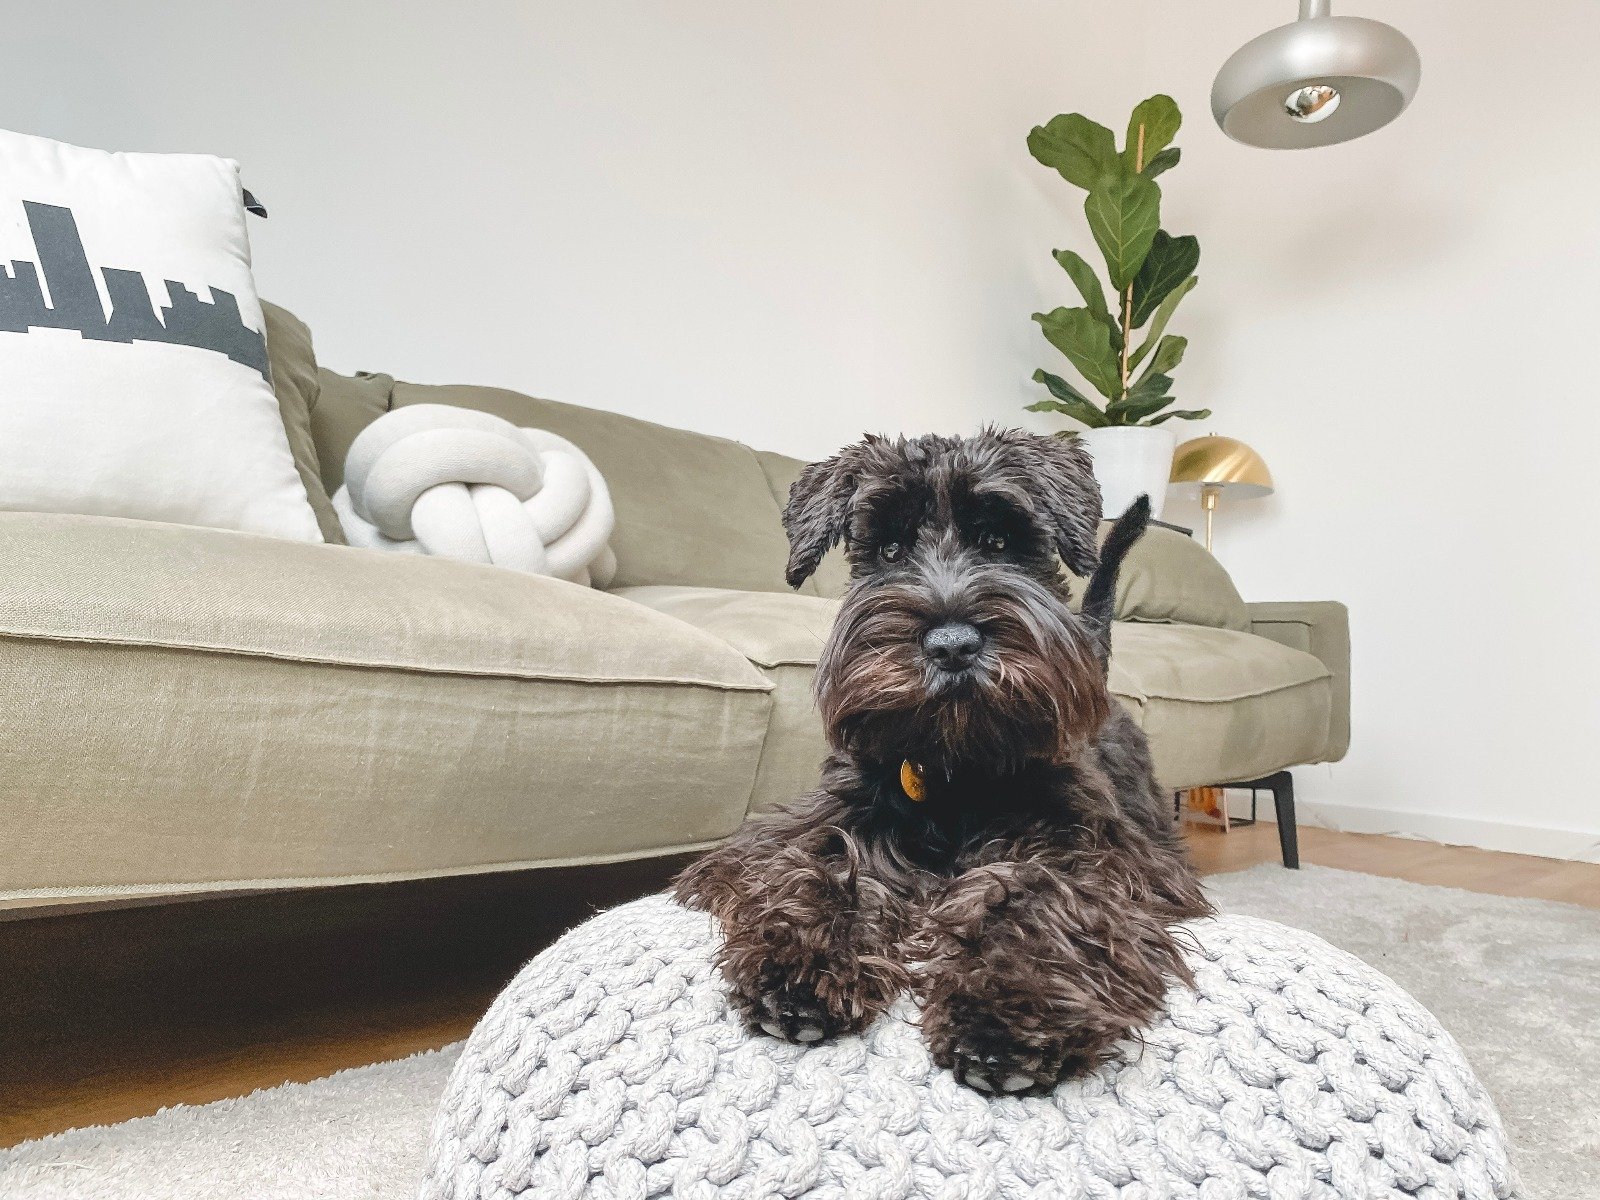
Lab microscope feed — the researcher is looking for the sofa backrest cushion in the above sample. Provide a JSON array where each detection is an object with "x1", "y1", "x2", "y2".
[
  {"x1": 310, "y1": 369, "x2": 1247, "y2": 616},
  {"x1": 1071, "y1": 523, "x2": 1250, "y2": 632},
  {"x1": 311, "y1": 368, "x2": 395, "y2": 494},
  {"x1": 262, "y1": 302, "x2": 345, "y2": 544}
]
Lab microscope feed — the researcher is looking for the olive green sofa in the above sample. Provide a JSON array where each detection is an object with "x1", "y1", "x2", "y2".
[{"x1": 0, "y1": 306, "x2": 1348, "y2": 908}]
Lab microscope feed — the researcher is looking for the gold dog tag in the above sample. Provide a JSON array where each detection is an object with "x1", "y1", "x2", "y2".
[{"x1": 900, "y1": 760, "x2": 927, "y2": 803}]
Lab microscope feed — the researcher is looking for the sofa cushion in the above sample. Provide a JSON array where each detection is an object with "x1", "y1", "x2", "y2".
[
  {"x1": 618, "y1": 586, "x2": 1333, "y2": 801},
  {"x1": 616, "y1": 585, "x2": 833, "y2": 668},
  {"x1": 261, "y1": 301, "x2": 345, "y2": 544},
  {"x1": 0, "y1": 511, "x2": 774, "y2": 905},
  {"x1": 616, "y1": 585, "x2": 833, "y2": 812},
  {"x1": 1109, "y1": 622, "x2": 1332, "y2": 789},
  {"x1": 1068, "y1": 525, "x2": 1250, "y2": 633},
  {"x1": 312, "y1": 368, "x2": 395, "y2": 491}
]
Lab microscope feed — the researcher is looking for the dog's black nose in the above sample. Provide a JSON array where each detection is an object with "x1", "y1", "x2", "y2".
[{"x1": 922, "y1": 621, "x2": 983, "y2": 672}]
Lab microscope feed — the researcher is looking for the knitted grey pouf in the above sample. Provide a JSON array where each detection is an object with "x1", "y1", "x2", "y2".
[{"x1": 419, "y1": 896, "x2": 1519, "y2": 1200}]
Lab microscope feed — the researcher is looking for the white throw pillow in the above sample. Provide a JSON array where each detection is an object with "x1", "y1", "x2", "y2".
[
  {"x1": 0, "y1": 129, "x2": 322, "y2": 541},
  {"x1": 333, "y1": 404, "x2": 618, "y2": 587}
]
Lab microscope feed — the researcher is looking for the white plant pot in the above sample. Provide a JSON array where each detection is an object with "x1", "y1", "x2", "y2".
[{"x1": 1076, "y1": 426, "x2": 1176, "y2": 521}]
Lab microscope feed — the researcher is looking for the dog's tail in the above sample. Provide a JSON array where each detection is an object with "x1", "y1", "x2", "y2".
[{"x1": 1082, "y1": 493, "x2": 1151, "y2": 669}]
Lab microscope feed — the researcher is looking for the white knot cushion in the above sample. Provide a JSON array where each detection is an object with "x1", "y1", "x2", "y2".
[
  {"x1": 334, "y1": 403, "x2": 617, "y2": 587},
  {"x1": 419, "y1": 896, "x2": 1519, "y2": 1200}
]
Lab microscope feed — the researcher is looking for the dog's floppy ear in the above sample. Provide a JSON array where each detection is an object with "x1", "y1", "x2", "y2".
[
  {"x1": 1012, "y1": 431, "x2": 1102, "y2": 578},
  {"x1": 782, "y1": 448, "x2": 859, "y2": 588}
]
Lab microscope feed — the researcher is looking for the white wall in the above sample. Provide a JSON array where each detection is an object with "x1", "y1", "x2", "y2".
[{"x1": 7, "y1": 1, "x2": 1598, "y2": 859}]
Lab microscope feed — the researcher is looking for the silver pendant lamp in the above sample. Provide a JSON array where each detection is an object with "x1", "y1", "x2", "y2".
[{"x1": 1211, "y1": 0, "x2": 1420, "y2": 149}]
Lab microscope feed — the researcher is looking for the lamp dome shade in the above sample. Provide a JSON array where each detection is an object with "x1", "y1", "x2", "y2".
[
  {"x1": 1169, "y1": 436, "x2": 1274, "y2": 499},
  {"x1": 1212, "y1": 3, "x2": 1420, "y2": 149}
]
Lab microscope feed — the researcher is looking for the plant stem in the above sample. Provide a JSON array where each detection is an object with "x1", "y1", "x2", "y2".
[{"x1": 1119, "y1": 123, "x2": 1145, "y2": 403}]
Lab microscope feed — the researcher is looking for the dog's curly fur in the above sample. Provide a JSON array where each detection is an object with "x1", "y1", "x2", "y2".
[{"x1": 674, "y1": 429, "x2": 1212, "y2": 1094}]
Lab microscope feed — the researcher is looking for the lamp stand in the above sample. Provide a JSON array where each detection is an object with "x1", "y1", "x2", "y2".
[
  {"x1": 1185, "y1": 484, "x2": 1226, "y2": 830},
  {"x1": 1200, "y1": 484, "x2": 1221, "y2": 552}
]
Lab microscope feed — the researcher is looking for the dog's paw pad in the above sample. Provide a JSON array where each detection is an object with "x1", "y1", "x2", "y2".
[
  {"x1": 945, "y1": 1032, "x2": 1059, "y2": 1097},
  {"x1": 749, "y1": 987, "x2": 847, "y2": 1044},
  {"x1": 951, "y1": 1053, "x2": 1053, "y2": 1097}
]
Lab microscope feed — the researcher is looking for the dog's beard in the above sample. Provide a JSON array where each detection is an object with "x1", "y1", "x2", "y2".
[{"x1": 816, "y1": 572, "x2": 1108, "y2": 775}]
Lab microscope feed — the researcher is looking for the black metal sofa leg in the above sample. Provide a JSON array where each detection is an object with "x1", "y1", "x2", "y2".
[{"x1": 1267, "y1": 770, "x2": 1299, "y2": 869}]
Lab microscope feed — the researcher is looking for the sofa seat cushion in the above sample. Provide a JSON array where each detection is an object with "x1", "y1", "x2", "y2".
[
  {"x1": 0, "y1": 512, "x2": 774, "y2": 905},
  {"x1": 614, "y1": 588, "x2": 1335, "y2": 804},
  {"x1": 613, "y1": 585, "x2": 834, "y2": 667},
  {"x1": 614, "y1": 586, "x2": 836, "y2": 812},
  {"x1": 1109, "y1": 623, "x2": 1333, "y2": 790}
]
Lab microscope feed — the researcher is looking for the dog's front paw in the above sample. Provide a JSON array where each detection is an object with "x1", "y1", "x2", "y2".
[
  {"x1": 928, "y1": 1012, "x2": 1087, "y2": 1096},
  {"x1": 748, "y1": 978, "x2": 855, "y2": 1044}
]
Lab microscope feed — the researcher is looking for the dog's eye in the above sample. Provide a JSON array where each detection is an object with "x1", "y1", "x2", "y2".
[
  {"x1": 979, "y1": 531, "x2": 1007, "y2": 554},
  {"x1": 879, "y1": 542, "x2": 905, "y2": 563}
]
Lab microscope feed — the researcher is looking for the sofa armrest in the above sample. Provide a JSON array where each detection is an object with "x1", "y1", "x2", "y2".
[{"x1": 1246, "y1": 601, "x2": 1351, "y2": 762}]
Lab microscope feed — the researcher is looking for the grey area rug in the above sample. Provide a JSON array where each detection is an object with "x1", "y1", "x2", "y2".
[{"x1": 3, "y1": 865, "x2": 1595, "y2": 1200}]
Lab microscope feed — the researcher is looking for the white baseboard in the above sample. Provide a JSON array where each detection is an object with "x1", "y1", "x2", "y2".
[{"x1": 1223, "y1": 791, "x2": 1600, "y2": 863}]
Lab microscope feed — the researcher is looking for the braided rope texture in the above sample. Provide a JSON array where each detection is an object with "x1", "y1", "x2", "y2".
[{"x1": 419, "y1": 896, "x2": 1519, "y2": 1200}]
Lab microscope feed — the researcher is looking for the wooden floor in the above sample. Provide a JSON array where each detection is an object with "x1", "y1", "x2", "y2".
[
  {"x1": 2, "y1": 826, "x2": 1596, "y2": 1147},
  {"x1": 1186, "y1": 822, "x2": 1600, "y2": 906}
]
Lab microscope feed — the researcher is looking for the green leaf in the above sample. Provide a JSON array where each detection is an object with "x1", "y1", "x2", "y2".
[
  {"x1": 1028, "y1": 372, "x2": 1111, "y2": 427},
  {"x1": 1131, "y1": 231, "x2": 1200, "y2": 327},
  {"x1": 1084, "y1": 170, "x2": 1160, "y2": 291},
  {"x1": 1140, "y1": 334, "x2": 1187, "y2": 378},
  {"x1": 1028, "y1": 114, "x2": 1116, "y2": 191},
  {"x1": 1128, "y1": 371, "x2": 1172, "y2": 398},
  {"x1": 1106, "y1": 371, "x2": 1177, "y2": 423},
  {"x1": 1027, "y1": 399, "x2": 1111, "y2": 429},
  {"x1": 1142, "y1": 146, "x2": 1181, "y2": 179},
  {"x1": 1110, "y1": 396, "x2": 1178, "y2": 427},
  {"x1": 1030, "y1": 367, "x2": 1094, "y2": 405},
  {"x1": 1125, "y1": 95, "x2": 1181, "y2": 170},
  {"x1": 1053, "y1": 249, "x2": 1121, "y2": 351},
  {"x1": 1128, "y1": 274, "x2": 1197, "y2": 369},
  {"x1": 1147, "y1": 407, "x2": 1212, "y2": 425},
  {"x1": 1117, "y1": 398, "x2": 1180, "y2": 425},
  {"x1": 1032, "y1": 307, "x2": 1121, "y2": 400},
  {"x1": 1107, "y1": 370, "x2": 1172, "y2": 416},
  {"x1": 1051, "y1": 249, "x2": 1109, "y2": 321}
]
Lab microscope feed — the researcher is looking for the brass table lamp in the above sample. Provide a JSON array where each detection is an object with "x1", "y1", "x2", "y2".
[{"x1": 1169, "y1": 435, "x2": 1274, "y2": 552}]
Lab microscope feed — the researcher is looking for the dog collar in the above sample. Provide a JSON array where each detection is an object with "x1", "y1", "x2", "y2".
[{"x1": 899, "y1": 759, "x2": 927, "y2": 803}]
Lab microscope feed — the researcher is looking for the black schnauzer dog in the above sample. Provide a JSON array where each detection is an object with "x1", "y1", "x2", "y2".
[{"x1": 674, "y1": 429, "x2": 1210, "y2": 1095}]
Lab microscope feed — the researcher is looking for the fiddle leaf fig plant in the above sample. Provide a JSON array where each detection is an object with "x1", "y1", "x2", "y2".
[{"x1": 1025, "y1": 95, "x2": 1210, "y2": 429}]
